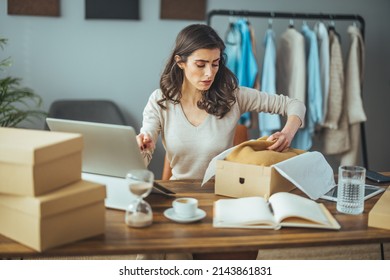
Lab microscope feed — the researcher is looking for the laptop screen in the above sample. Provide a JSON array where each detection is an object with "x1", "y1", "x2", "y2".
[{"x1": 46, "y1": 118, "x2": 146, "y2": 178}]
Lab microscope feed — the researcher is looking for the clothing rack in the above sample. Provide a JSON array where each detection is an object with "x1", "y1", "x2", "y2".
[
  {"x1": 207, "y1": 9, "x2": 368, "y2": 169},
  {"x1": 207, "y1": 10, "x2": 365, "y2": 37}
]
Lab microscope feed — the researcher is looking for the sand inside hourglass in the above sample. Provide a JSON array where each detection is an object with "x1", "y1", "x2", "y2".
[
  {"x1": 126, "y1": 212, "x2": 152, "y2": 227},
  {"x1": 129, "y1": 182, "x2": 152, "y2": 196}
]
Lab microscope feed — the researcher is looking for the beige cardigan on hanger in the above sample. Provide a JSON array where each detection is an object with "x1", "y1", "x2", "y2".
[
  {"x1": 340, "y1": 25, "x2": 367, "y2": 165},
  {"x1": 322, "y1": 29, "x2": 350, "y2": 155}
]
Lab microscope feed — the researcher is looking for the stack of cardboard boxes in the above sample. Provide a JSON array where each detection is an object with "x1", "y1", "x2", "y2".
[{"x1": 0, "y1": 127, "x2": 106, "y2": 252}]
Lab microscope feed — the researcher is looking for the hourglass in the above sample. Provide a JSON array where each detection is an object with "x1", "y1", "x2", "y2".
[{"x1": 125, "y1": 169, "x2": 154, "y2": 228}]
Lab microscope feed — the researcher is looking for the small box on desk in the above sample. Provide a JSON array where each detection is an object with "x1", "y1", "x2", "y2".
[
  {"x1": 215, "y1": 160, "x2": 295, "y2": 198},
  {"x1": 0, "y1": 127, "x2": 82, "y2": 196},
  {"x1": 368, "y1": 187, "x2": 390, "y2": 230},
  {"x1": 0, "y1": 180, "x2": 106, "y2": 252}
]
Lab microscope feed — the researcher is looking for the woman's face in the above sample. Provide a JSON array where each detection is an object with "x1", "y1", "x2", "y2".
[{"x1": 178, "y1": 48, "x2": 220, "y2": 92}]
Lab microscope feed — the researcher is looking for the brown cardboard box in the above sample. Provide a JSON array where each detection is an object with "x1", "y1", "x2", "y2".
[
  {"x1": 368, "y1": 187, "x2": 390, "y2": 230},
  {"x1": 0, "y1": 127, "x2": 82, "y2": 196},
  {"x1": 0, "y1": 179, "x2": 106, "y2": 252},
  {"x1": 215, "y1": 160, "x2": 295, "y2": 198}
]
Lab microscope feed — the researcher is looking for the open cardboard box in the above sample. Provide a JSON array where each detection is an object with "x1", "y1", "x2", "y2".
[
  {"x1": 0, "y1": 127, "x2": 82, "y2": 196},
  {"x1": 204, "y1": 151, "x2": 335, "y2": 200},
  {"x1": 368, "y1": 187, "x2": 390, "y2": 230},
  {"x1": 215, "y1": 160, "x2": 295, "y2": 198},
  {"x1": 0, "y1": 180, "x2": 106, "y2": 252}
]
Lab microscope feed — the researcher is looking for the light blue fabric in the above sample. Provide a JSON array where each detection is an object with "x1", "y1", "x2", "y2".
[
  {"x1": 224, "y1": 19, "x2": 258, "y2": 128},
  {"x1": 258, "y1": 29, "x2": 281, "y2": 136},
  {"x1": 224, "y1": 23, "x2": 241, "y2": 75},
  {"x1": 235, "y1": 19, "x2": 258, "y2": 89},
  {"x1": 291, "y1": 24, "x2": 323, "y2": 150}
]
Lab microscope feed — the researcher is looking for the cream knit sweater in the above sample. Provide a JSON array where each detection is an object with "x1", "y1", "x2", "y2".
[{"x1": 140, "y1": 86, "x2": 305, "y2": 180}]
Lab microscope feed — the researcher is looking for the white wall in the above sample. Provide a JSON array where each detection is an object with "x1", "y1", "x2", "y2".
[{"x1": 1, "y1": 0, "x2": 389, "y2": 177}]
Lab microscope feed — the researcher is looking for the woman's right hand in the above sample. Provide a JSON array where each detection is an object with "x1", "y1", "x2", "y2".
[{"x1": 136, "y1": 133, "x2": 155, "y2": 152}]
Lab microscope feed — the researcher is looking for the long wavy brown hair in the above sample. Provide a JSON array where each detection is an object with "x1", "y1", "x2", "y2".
[{"x1": 158, "y1": 24, "x2": 238, "y2": 118}]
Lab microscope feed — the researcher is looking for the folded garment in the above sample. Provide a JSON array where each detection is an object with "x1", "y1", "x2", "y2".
[{"x1": 226, "y1": 136, "x2": 306, "y2": 166}]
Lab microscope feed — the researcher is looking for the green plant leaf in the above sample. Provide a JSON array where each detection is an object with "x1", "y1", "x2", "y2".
[{"x1": 1, "y1": 38, "x2": 47, "y2": 127}]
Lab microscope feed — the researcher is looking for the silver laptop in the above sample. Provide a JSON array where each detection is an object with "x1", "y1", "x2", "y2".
[
  {"x1": 46, "y1": 118, "x2": 174, "y2": 210},
  {"x1": 46, "y1": 117, "x2": 145, "y2": 177}
]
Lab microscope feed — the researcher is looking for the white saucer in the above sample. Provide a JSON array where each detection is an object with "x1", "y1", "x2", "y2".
[{"x1": 163, "y1": 208, "x2": 206, "y2": 223}]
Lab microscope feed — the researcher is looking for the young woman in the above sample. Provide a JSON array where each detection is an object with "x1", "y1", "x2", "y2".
[{"x1": 137, "y1": 24, "x2": 305, "y2": 180}]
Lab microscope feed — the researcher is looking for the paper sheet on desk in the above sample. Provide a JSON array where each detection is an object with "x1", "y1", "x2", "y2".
[
  {"x1": 202, "y1": 150, "x2": 335, "y2": 200},
  {"x1": 272, "y1": 151, "x2": 335, "y2": 200},
  {"x1": 201, "y1": 146, "x2": 236, "y2": 186}
]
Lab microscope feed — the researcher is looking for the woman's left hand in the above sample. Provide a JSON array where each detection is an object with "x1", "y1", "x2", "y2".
[
  {"x1": 266, "y1": 131, "x2": 292, "y2": 152},
  {"x1": 266, "y1": 115, "x2": 302, "y2": 152}
]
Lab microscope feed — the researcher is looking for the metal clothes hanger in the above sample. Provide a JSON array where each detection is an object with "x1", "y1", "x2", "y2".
[
  {"x1": 225, "y1": 16, "x2": 239, "y2": 45},
  {"x1": 288, "y1": 18, "x2": 294, "y2": 28},
  {"x1": 268, "y1": 18, "x2": 273, "y2": 29}
]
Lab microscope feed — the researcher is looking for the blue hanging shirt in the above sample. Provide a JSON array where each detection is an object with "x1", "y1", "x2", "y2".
[
  {"x1": 224, "y1": 23, "x2": 241, "y2": 76},
  {"x1": 292, "y1": 24, "x2": 323, "y2": 150},
  {"x1": 224, "y1": 19, "x2": 258, "y2": 128},
  {"x1": 259, "y1": 29, "x2": 281, "y2": 136}
]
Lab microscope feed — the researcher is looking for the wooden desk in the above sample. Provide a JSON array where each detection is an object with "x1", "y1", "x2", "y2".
[{"x1": 0, "y1": 180, "x2": 389, "y2": 259}]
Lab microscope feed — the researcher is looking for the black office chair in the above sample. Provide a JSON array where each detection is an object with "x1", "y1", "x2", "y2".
[{"x1": 44, "y1": 99, "x2": 128, "y2": 129}]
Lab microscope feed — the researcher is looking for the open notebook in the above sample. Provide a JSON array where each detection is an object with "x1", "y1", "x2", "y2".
[{"x1": 213, "y1": 192, "x2": 340, "y2": 230}]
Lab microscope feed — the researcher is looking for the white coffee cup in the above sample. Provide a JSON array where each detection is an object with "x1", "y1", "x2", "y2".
[{"x1": 172, "y1": 197, "x2": 198, "y2": 218}]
